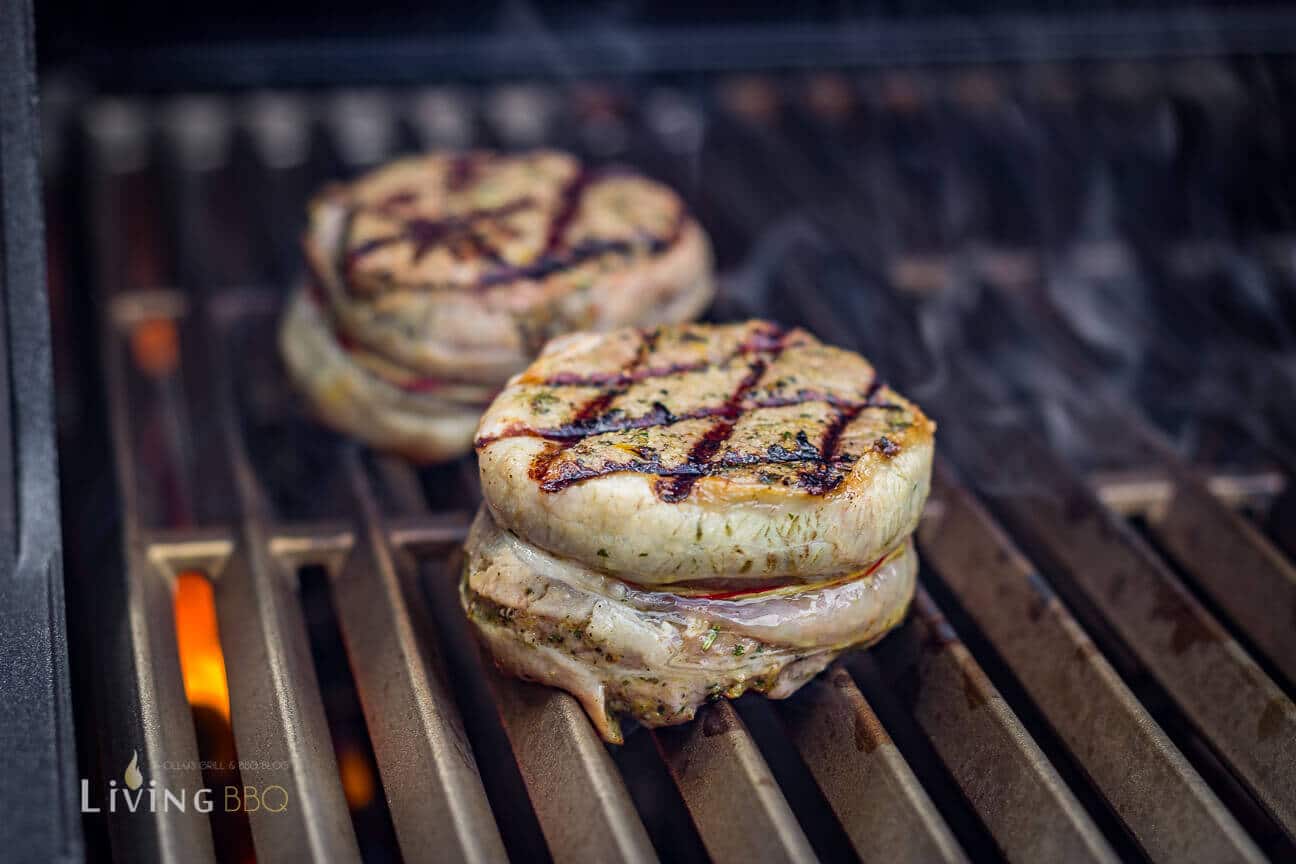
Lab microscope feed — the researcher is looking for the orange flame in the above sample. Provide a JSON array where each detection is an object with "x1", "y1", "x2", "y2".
[
  {"x1": 129, "y1": 318, "x2": 179, "y2": 378},
  {"x1": 172, "y1": 571, "x2": 231, "y2": 720},
  {"x1": 338, "y1": 746, "x2": 376, "y2": 810}
]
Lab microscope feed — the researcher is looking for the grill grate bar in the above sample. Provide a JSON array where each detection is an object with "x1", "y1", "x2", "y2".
[
  {"x1": 968, "y1": 429, "x2": 1296, "y2": 843},
  {"x1": 478, "y1": 667, "x2": 659, "y2": 863},
  {"x1": 722, "y1": 80, "x2": 1296, "y2": 852},
  {"x1": 921, "y1": 462, "x2": 1265, "y2": 863},
  {"x1": 425, "y1": 542, "x2": 657, "y2": 862},
  {"x1": 328, "y1": 450, "x2": 507, "y2": 864},
  {"x1": 426, "y1": 540, "x2": 657, "y2": 863},
  {"x1": 432, "y1": 554, "x2": 658, "y2": 864},
  {"x1": 857, "y1": 590, "x2": 1120, "y2": 863},
  {"x1": 654, "y1": 701, "x2": 818, "y2": 863},
  {"x1": 92, "y1": 138, "x2": 218, "y2": 861},
  {"x1": 203, "y1": 305, "x2": 364, "y2": 864},
  {"x1": 376, "y1": 448, "x2": 658, "y2": 863},
  {"x1": 1147, "y1": 465, "x2": 1296, "y2": 692},
  {"x1": 974, "y1": 256, "x2": 1296, "y2": 695},
  {"x1": 775, "y1": 666, "x2": 969, "y2": 863}
]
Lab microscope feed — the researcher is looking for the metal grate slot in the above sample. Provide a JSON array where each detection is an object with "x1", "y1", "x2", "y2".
[
  {"x1": 971, "y1": 435, "x2": 1296, "y2": 844},
  {"x1": 775, "y1": 666, "x2": 968, "y2": 863},
  {"x1": 655, "y1": 701, "x2": 816, "y2": 863},
  {"x1": 858, "y1": 591, "x2": 1118, "y2": 863},
  {"x1": 733, "y1": 697, "x2": 869, "y2": 863},
  {"x1": 171, "y1": 569, "x2": 258, "y2": 864},
  {"x1": 1144, "y1": 471, "x2": 1296, "y2": 693},
  {"x1": 608, "y1": 722, "x2": 711, "y2": 863},
  {"x1": 297, "y1": 563, "x2": 402, "y2": 861},
  {"x1": 920, "y1": 463, "x2": 1264, "y2": 863}
]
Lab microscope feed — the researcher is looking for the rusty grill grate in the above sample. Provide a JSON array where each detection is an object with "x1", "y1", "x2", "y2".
[{"x1": 52, "y1": 62, "x2": 1296, "y2": 864}]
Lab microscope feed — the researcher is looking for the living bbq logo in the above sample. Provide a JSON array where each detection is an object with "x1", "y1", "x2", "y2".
[{"x1": 81, "y1": 750, "x2": 290, "y2": 815}]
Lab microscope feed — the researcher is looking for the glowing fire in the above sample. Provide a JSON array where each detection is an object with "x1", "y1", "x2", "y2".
[
  {"x1": 338, "y1": 746, "x2": 375, "y2": 810},
  {"x1": 172, "y1": 571, "x2": 231, "y2": 720},
  {"x1": 129, "y1": 318, "x2": 179, "y2": 378}
]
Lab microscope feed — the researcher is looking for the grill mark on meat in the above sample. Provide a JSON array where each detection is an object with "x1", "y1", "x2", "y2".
[
  {"x1": 483, "y1": 326, "x2": 908, "y2": 498},
  {"x1": 544, "y1": 166, "x2": 592, "y2": 255},
  {"x1": 796, "y1": 375, "x2": 882, "y2": 494},
  {"x1": 653, "y1": 358, "x2": 771, "y2": 502},
  {"x1": 543, "y1": 360, "x2": 710, "y2": 388},
  {"x1": 332, "y1": 162, "x2": 689, "y2": 297},
  {"x1": 527, "y1": 331, "x2": 658, "y2": 485},
  {"x1": 527, "y1": 440, "x2": 870, "y2": 492},
  {"x1": 514, "y1": 390, "x2": 893, "y2": 443},
  {"x1": 476, "y1": 236, "x2": 640, "y2": 288},
  {"x1": 344, "y1": 197, "x2": 537, "y2": 272},
  {"x1": 528, "y1": 324, "x2": 798, "y2": 500},
  {"x1": 446, "y1": 152, "x2": 486, "y2": 192},
  {"x1": 377, "y1": 190, "x2": 419, "y2": 211},
  {"x1": 534, "y1": 327, "x2": 798, "y2": 389},
  {"x1": 521, "y1": 385, "x2": 891, "y2": 496},
  {"x1": 796, "y1": 404, "x2": 865, "y2": 495}
]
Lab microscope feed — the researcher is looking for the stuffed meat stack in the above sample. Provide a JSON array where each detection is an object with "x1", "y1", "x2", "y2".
[
  {"x1": 281, "y1": 150, "x2": 714, "y2": 461},
  {"x1": 463, "y1": 320, "x2": 934, "y2": 742}
]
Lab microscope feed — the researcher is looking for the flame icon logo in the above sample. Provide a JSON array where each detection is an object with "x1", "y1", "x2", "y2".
[{"x1": 124, "y1": 751, "x2": 143, "y2": 791}]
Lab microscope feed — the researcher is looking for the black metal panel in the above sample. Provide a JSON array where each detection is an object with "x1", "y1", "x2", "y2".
[
  {"x1": 40, "y1": 8, "x2": 1296, "y2": 90},
  {"x1": 0, "y1": 0, "x2": 83, "y2": 861}
]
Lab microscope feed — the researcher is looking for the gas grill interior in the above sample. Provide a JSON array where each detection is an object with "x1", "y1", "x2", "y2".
[{"x1": 47, "y1": 42, "x2": 1296, "y2": 864}]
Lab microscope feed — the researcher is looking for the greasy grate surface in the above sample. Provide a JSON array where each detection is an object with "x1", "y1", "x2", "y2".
[{"x1": 50, "y1": 62, "x2": 1296, "y2": 864}]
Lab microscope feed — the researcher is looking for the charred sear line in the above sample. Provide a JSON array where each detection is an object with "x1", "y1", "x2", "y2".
[
  {"x1": 534, "y1": 401, "x2": 683, "y2": 440},
  {"x1": 335, "y1": 163, "x2": 689, "y2": 297},
  {"x1": 543, "y1": 360, "x2": 709, "y2": 389},
  {"x1": 527, "y1": 388, "x2": 619, "y2": 484},
  {"x1": 445, "y1": 152, "x2": 486, "y2": 192},
  {"x1": 532, "y1": 425, "x2": 864, "y2": 493},
  {"x1": 651, "y1": 327, "x2": 788, "y2": 502},
  {"x1": 491, "y1": 387, "x2": 896, "y2": 447},
  {"x1": 344, "y1": 197, "x2": 537, "y2": 273},
  {"x1": 544, "y1": 167, "x2": 592, "y2": 255},
  {"x1": 526, "y1": 329, "x2": 658, "y2": 483},
  {"x1": 511, "y1": 326, "x2": 907, "y2": 501},
  {"x1": 653, "y1": 360, "x2": 767, "y2": 503},
  {"x1": 796, "y1": 399, "x2": 868, "y2": 495},
  {"x1": 532, "y1": 447, "x2": 867, "y2": 492},
  {"x1": 478, "y1": 237, "x2": 636, "y2": 288},
  {"x1": 536, "y1": 324, "x2": 788, "y2": 389}
]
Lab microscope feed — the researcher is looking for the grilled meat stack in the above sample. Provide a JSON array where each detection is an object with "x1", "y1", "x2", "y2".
[
  {"x1": 280, "y1": 151, "x2": 715, "y2": 462},
  {"x1": 464, "y1": 320, "x2": 934, "y2": 742}
]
